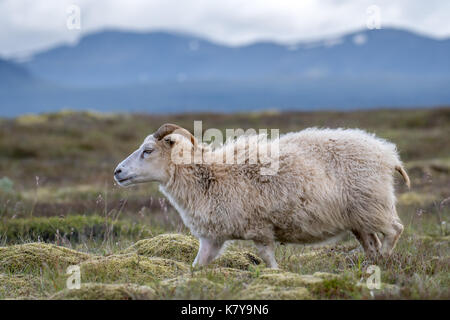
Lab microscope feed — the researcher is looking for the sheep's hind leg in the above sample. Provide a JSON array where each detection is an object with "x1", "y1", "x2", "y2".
[
  {"x1": 193, "y1": 237, "x2": 224, "y2": 267},
  {"x1": 351, "y1": 230, "x2": 382, "y2": 258},
  {"x1": 255, "y1": 241, "x2": 279, "y2": 269}
]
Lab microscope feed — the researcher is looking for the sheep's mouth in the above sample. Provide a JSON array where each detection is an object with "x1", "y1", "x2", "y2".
[{"x1": 116, "y1": 175, "x2": 136, "y2": 186}]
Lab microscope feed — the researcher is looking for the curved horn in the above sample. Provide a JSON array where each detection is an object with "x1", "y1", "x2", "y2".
[{"x1": 153, "y1": 123, "x2": 197, "y2": 146}]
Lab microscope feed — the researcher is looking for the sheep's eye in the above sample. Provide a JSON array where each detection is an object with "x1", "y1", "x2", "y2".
[{"x1": 142, "y1": 149, "x2": 153, "y2": 158}]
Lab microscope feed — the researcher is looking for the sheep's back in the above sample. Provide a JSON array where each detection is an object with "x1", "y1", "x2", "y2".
[{"x1": 262, "y1": 128, "x2": 401, "y2": 240}]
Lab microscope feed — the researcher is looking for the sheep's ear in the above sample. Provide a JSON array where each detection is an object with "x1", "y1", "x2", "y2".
[{"x1": 163, "y1": 136, "x2": 176, "y2": 147}]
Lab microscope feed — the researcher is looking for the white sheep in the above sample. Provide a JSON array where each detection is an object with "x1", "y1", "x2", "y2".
[{"x1": 114, "y1": 124, "x2": 410, "y2": 268}]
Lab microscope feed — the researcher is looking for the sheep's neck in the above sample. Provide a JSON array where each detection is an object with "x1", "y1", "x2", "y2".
[{"x1": 163, "y1": 163, "x2": 216, "y2": 212}]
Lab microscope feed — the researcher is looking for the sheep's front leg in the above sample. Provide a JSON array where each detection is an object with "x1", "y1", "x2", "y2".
[
  {"x1": 192, "y1": 237, "x2": 224, "y2": 267},
  {"x1": 255, "y1": 241, "x2": 279, "y2": 269}
]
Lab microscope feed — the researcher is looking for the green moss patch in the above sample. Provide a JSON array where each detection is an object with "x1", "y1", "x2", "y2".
[
  {"x1": 0, "y1": 243, "x2": 92, "y2": 273},
  {"x1": 158, "y1": 276, "x2": 225, "y2": 299},
  {"x1": 0, "y1": 273, "x2": 41, "y2": 299},
  {"x1": 123, "y1": 235, "x2": 263, "y2": 270},
  {"x1": 310, "y1": 274, "x2": 362, "y2": 299},
  {"x1": 312, "y1": 272, "x2": 342, "y2": 279},
  {"x1": 241, "y1": 284, "x2": 311, "y2": 300},
  {"x1": 254, "y1": 271, "x2": 324, "y2": 287},
  {"x1": 50, "y1": 283, "x2": 156, "y2": 300},
  {"x1": 195, "y1": 267, "x2": 252, "y2": 281},
  {"x1": 213, "y1": 250, "x2": 263, "y2": 270},
  {"x1": 80, "y1": 254, "x2": 189, "y2": 284},
  {"x1": 123, "y1": 234, "x2": 199, "y2": 263}
]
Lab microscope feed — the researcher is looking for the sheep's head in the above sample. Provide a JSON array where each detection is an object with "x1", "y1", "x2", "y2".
[{"x1": 114, "y1": 123, "x2": 196, "y2": 186}]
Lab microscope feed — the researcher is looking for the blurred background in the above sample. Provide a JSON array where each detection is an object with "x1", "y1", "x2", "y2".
[{"x1": 1, "y1": 0, "x2": 450, "y2": 115}]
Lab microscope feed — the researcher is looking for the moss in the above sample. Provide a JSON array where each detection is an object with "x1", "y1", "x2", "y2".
[
  {"x1": 80, "y1": 254, "x2": 189, "y2": 284},
  {"x1": 241, "y1": 284, "x2": 311, "y2": 300},
  {"x1": 0, "y1": 273, "x2": 41, "y2": 299},
  {"x1": 161, "y1": 276, "x2": 223, "y2": 290},
  {"x1": 0, "y1": 243, "x2": 92, "y2": 273},
  {"x1": 123, "y1": 234, "x2": 199, "y2": 263},
  {"x1": 195, "y1": 267, "x2": 252, "y2": 281},
  {"x1": 259, "y1": 267, "x2": 285, "y2": 274},
  {"x1": 159, "y1": 276, "x2": 225, "y2": 299},
  {"x1": 213, "y1": 250, "x2": 263, "y2": 270},
  {"x1": 157, "y1": 267, "x2": 261, "y2": 299},
  {"x1": 310, "y1": 275, "x2": 362, "y2": 299},
  {"x1": 283, "y1": 248, "x2": 329, "y2": 267},
  {"x1": 50, "y1": 283, "x2": 155, "y2": 300},
  {"x1": 253, "y1": 271, "x2": 324, "y2": 287},
  {"x1": 313, "y1": 272, "x2": 342, "y2": 280},
  {"x1": 0, "y1": 215, "x2": 151, "y2": 243}
]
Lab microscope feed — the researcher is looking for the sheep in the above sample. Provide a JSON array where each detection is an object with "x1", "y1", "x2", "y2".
[{"x1": 114, "y1": 123, "x2": 410, "y2": 269}]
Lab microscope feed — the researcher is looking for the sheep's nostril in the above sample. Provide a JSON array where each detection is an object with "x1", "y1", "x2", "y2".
[{"x1": 114, "y1": 169, "x2": 122, "y2": 176}]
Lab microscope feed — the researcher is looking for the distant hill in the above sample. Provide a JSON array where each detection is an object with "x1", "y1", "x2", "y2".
[
  {"x1": 23, "y1": 28, "x2": 450, "y2": 86},
  {"x1": 0, "y1": 58, "x2": 33, "y2": 87},
  {"x1": 1, "y1": 28, "x2": 450, "y2": 116}
]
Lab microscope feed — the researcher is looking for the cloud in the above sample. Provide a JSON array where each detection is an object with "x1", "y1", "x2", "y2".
[{"x1": 1, "y1": 0, "x2": 449, "y2": 57}]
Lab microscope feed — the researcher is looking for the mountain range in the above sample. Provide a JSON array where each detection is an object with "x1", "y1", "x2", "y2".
[{"x1": 1, "y1": 28, "x2": 449, "y2": 116}]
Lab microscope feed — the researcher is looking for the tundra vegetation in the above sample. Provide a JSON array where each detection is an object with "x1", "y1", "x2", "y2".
[{"x1": 0, "y1": 108, "x2": 449, "y2": 300}]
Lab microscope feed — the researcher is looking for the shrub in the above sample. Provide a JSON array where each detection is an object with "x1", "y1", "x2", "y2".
[{"x1": 0, "y1": 215, "x2": 152, "y2": 243}]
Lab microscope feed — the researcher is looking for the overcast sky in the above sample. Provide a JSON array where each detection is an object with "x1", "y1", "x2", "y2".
[{"x1": 1, "y1": 0, "x2": 449, "y2": 58}]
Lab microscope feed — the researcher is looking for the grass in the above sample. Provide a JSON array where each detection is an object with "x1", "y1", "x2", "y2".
[
  {"x1": 0, "y1": 108, "x2": 449, "y2": 300},
  {"x1": 0, "y1": 215, "x2": 154, "y2": 244}
]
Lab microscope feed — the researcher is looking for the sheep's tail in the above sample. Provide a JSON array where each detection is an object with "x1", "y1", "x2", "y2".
[{"x1": 395, "y1": 165, "x2": 411, "y2": 189}]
